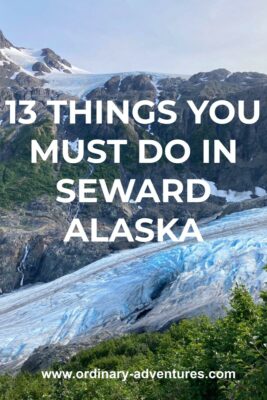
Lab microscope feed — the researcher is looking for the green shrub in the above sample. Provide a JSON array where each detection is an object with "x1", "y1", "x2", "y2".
[{"x1": 1, "y1": 284, "x2": 266, "y2": 400}]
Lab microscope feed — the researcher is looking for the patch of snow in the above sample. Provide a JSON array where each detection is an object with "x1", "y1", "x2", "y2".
[
  {"x1": 1, "y1": 47, "x2": 40, "y2": 75},
  {"x1": 117, "y1": 75, "x2": 122, "y2": 92},
  {"x1": 10, "y1": 71, "x2": 19, "y2": 80},
  {"x1": 255, "y1": 186, "x2": 267, "y2": 197},
  {"x1": 0, "y1": 48, "x2": 189, "y2": 99},
  {"x1": 206, "y1": 180, "x2": 253, "y2": 202},
  {"x1": 44, "y1": 71, "x2": 178, "y2": 100},
  {"x1": 146, "y1": 124, "x2": 154, "y2": 136},
  {"x1": 44, "y1": 72, "x2": 118, "y2": 98},
  {"x1": 68, "y1": 138, "x2": 79, "y2": 153},
  {"x1": 205, "y1": 181, "x2": 267, "y2": 202},
  {"x1": 151, "y1": 76, "x2": 162, "y2": 105},
  {"x1": 1, "y1": 47, "x2": 88, "y2": 78}
]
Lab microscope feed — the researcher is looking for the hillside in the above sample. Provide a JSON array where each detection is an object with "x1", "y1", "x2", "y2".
[{"x1": 0, "y1": 30, "x2": 267, "y2": 374}]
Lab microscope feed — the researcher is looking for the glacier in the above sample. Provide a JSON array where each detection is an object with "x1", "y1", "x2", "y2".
[
  {"x1": 0, "y1": 45, "x2": 190, "y2": 99},
  {"x1": 42, "y1": 71, "x2": 182, "y2": 98},
  {"x1": 0, "y1": 206, "x2": 267, "y2": 370}
]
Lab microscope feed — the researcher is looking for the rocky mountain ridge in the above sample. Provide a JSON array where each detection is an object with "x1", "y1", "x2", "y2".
[
  {"x1": 0, "y1": 30, "x2": 267, "y2": 296},
  {"x1": 0, "y1": 30, "x2": 74, "y2": 76}
]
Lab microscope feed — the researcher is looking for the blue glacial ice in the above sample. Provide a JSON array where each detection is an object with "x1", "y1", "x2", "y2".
[{"x1": 0, "y1": 206, "x2": 267, "y2": 369}]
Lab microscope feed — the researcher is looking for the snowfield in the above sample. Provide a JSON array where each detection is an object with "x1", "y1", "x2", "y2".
[
  {"x1": 43, "y1": 71, "x2": 176, "y2": 98},
  {"x1": 0, "y1": 43, "x2": 266, "y2": 372},
  {"x1": 206, "y1": 180, "x2": 267, "y2": 202},
  {"x1": 0, "y1": 46, "x2": 180, "y2": 98},
  {"x1": 1, "y1": 47, "x2": 87, "y2": 76},
  {"x1": 45, "y1": 71, "x2": 124, "y2": 98},
  {"x1": 0, "y1": 206, "x2": 267, "y2": 370}
]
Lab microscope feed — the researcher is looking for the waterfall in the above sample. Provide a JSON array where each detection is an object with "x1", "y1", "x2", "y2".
[
  {"x1": 17, "y1": 244, "x2": 30, "y2": 287},
  {"x1": 67, "y1": 163, "x2": 95, "y2": 221}
]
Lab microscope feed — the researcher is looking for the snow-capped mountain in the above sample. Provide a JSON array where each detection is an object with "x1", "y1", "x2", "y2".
[
  {"x1": 0, "y1": 30, "x2": 86, "y2": 75},
  {"x1": 0, "y1": 29, "x2": 267, "y2": 373},
  {"x1": 0, "y1": 44, "x2": 115, "y2": 97},
  {"x1": 0, "y1": 30, "x2": 176, "y2": 97},
  {"x1": 1, "y1": 28, "x2": 267, "y2": 297},
  {"x1": 0, "y1": 30, "x2": 104, "y2": 97},
  {"x1": 0, "y1": 46, "x2": 86, "y2": 76}
]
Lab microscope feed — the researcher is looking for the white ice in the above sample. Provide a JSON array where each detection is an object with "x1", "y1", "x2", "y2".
[
  {"x1": 0, "y1": 207, "x2": 267, "y2": 369},
  {"x1": 68, "y1": 138, "x2": 79, "y2": 153},
  {"x1": 0, "y1": 47, "x2": 87, "y2": 79},
  {"x1": 206, "y1": 180, "x2": 267, "y2": 202}
]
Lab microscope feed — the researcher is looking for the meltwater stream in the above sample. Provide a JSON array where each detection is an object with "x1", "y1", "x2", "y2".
[{"x1": 0, "y1": 207, "x2": 267, "y2": 370}]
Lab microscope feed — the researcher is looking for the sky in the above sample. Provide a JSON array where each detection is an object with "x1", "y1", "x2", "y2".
[{"x1": 1, "y1": 0, "x2": 267, "y2": 75}]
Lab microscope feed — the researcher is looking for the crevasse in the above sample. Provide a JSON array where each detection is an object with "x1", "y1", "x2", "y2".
[{"x1": 0, "y1": 206, "x2": 267, "y2": 369}]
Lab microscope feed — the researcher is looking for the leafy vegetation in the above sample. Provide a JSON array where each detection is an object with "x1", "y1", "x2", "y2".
[
  {"x1": 0, "y1": 121, "x2": 119, "y2": 208},
  {"x1": 0, "y1": 283, "x2": 266, "y2": 400},
  {"x1": 0, "y1": 120, "x2": 56, "y2": 206}
]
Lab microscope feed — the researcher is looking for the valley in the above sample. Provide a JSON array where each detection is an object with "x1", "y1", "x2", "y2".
[
  {"x1": 0, "y1": 206, "x2": 267, "y2": 372},
  {"x1": 0, "y1": 30, "x2": 266, "y2": 375}
]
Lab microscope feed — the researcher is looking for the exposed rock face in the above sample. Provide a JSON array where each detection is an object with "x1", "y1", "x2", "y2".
[
  {"x1": 193, "y1": 68, "x2": 230, "y2": 82},
  {"x1": 15, "y1": 72, "x2": 44, "y2": 87},
  {"x1": 32, "y1": 61, "x2": 50, "y2": 75},
  {"x1": 221, "y1": 195, "x2": 267, "y2": 216},
  {"x1": 22, "y1": 344, "x2": 79, "y2": 373},
  {"x1": 0, "y1": 30, "x2": 266, "y2": 374},
  {"x1": 227, "y1": 71, "x2": 267, "y2": 85},
  {"x1": 119, "y1": 74, "x2": 156, "y2": 92},
  {"x1": 0, "y1": 30, "x2": 13, "y2": 49},
  {"x1": 21, "y1": 333, "x2": 116, "y2": 373},
  {"x1": 0, "y1": 59, "x2": 20, "y2": 85},
  {"x1": 0, "y1": 29, "x2": 266, "y2": 295},
  {"x1": 84, "y1": 71, "x2": 267, "y2": 194},
  {"x1": 41, "y1": 48, "x2": 72, "y2": 72},
  {"x1": 1, "y1": 65, "x2": 267, "y2": 294},
  {"x1": 0, "y1": 199, "x2": 114, "y2": 293},
  {"x1": 88, "y1": 73, "x2": 157, "y2": 105}
]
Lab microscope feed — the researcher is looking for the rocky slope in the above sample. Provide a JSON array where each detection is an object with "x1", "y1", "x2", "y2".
[{"x1": 0, "y1": 30, "x2": 267, "y2": 296}]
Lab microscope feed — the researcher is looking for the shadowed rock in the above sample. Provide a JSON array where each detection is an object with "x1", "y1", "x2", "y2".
[{"x1": 0, "y1": 30, "x2": 14, "y2": 49}]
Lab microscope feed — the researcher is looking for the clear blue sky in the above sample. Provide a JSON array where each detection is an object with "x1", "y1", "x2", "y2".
[{"x1": 1, "y1": 0, "x2": 266, "y2": 74}]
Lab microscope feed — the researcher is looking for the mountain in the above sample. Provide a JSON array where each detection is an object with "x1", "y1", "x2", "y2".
[
  {"x1": 0, "y1": 30, "x2": 177, "y2": 97},
  {"x1": 0, "y1": 30, "x2": 13, "y2": 48},
  {"x1": 0, "y1": 31, "x2": 267, "y2": 371},
  {"x1": 0, "y1": 30, "x2": 267, "y2": 294},
  {"x1": 0, "y1": 29, "x2": 102, "y2": 98},
  {"x1": 0, "y1": 29, "x2": 85, "y2": 75},
  {"x1": 0, "y1": 30, "x2": 267, "y2": 295}
]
